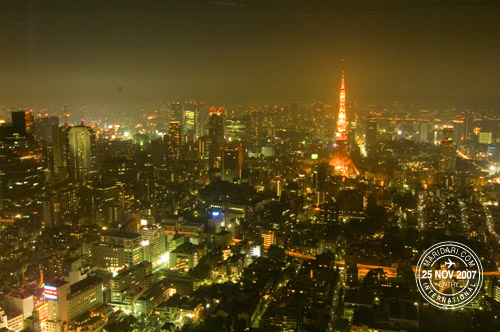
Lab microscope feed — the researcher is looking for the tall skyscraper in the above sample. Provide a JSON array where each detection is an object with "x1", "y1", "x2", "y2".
[
  {"x1": 463, "y1": 111, "x2": 474, "y2": 143},
  {"x1": 329, "y1": 69, "x2": 359, "y2": 177},
  {"x1": 221, "y1": 147, "x2": 243, "y2": 182},
  {"x1": 453, "y1": 120, "x2": 465, "y2": 145},
  {"x1": 226, "y1": 117, "x2": 248, "y2": 142},
  {"x1": 34, "y1": 116, "x2": 59, "y2": 144},
  {"x1": 418, "y1": 120, "x2": 429, "y2": 143},
  {"x1": 250, "y1": 108, "x2": 262, "y2": 139},
  {"x1": 208, "y1": 108, "x2": 224, "y2": 166},
  {"x1": 68, "y1": 126, "x2": 93, "y2": 180},
  {"x1": 183, "y1": 101, "x2": 200, "y2": 142},
  {"x1": 168, "y1": 120, "x2": 181, "y2": 159},
  {"x1": 50, "y1": 126, "x2": 68, "y2": 182},
  {"x1": 439, "y1": 138, "x2": 457, "y2": 173},
  {"x1": 0, "y1": 111, "x2": 44, "y2": 212},
  {"x1": 11, "y1": 110, "x2": 35, "y2": 142},
  {"x1": 169, "y1": 102, "x2": 183, "y2": 122}
]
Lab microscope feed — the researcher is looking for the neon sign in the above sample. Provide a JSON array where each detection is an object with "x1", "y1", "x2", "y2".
[{"x1": 43, "y1": 285, "x2": 58, "y2": 300}]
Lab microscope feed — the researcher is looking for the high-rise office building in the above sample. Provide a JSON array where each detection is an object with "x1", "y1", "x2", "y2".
[
  {"x1": 418, "y1": 120, "x2": 429, "y2": 143},
  {"x1": 208, "y1": 108, "x2": 224, "y2": 166},
  {"x1": 463, "y1": 111, "x2": 474, "y2": 143},
  {"x1": 11, "y1": 110, "x2": 35, "y2": 141},
  {"x1": 168, "y1": 120, "x2": 181, "y2": 159},
  {"x1": 49, "y1": 126, "x2": 68, "y2": 182},
  {"x1": 0, "y1": 111, "x2": 45, "y2": 212},
  {"x1": 226, "y1": 117, "x2": 248, "y2": 142},
  {"x1": 221, "y1": 147, "x2": 243, "y2": 182},
  {"x1": 453, "y1": 120, "x2": 465, "y2": 144},
  {"x1": 183, "y1": 101, "x2": 200, "y2": 142},
  {"x1": 250, "y1": 109, "x2": 262, "y2": 139},
  {"x1": 68, "y1": 126, "x2": 93, "y2": 180},
  {"x1": 439, "y1": 138, "x2": 457, "y2": 173},
  {"x1": 169, "y1": 102, "x2": 183, "y2": 122},
  {"x1": 34, "y1": 116, "x2": 60, "y2": 144}
]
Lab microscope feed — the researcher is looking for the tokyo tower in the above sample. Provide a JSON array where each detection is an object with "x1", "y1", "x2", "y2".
[{"x1": 329, "y1": 68, "x2": 360, "y2": 177}]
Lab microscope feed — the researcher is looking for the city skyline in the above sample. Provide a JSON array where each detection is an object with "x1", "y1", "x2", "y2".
[
  {"x1": 1, "y1": 0, "x2": 499, "y2": 110},
  {"x1": 2, "y1": 2, "x2": 500, "y2": 332}
]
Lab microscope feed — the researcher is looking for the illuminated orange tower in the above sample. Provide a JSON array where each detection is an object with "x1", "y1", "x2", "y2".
[
  {"x1": 329, "y1": 68, "x2": 359, "y2": 177},
  {"x1": 336, "y1": 69, "x2": 347, "y2": 142}
]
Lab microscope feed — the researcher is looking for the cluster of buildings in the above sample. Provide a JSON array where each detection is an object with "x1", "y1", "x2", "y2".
[{"x1": 0, "y1": 72, "x2": 500, "y2": 332}]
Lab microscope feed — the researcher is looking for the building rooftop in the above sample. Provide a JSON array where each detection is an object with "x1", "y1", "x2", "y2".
[
  {"x1": 44, "y1": 279, "x2": 69, "y2": 289},
  {"x1": 6, "y1": 289, "x2": 33, "y2": 299},
  {"x1": 70, "y1": 276, "x2": 102, "y2": 295},
  {"x1": 103, "y1": 230, "x2": 141, "y2": 240}
]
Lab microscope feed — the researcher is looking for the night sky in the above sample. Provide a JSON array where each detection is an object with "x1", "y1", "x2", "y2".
[{"x1": 1, "y1": 0, "x2": 499, "y2": 110}]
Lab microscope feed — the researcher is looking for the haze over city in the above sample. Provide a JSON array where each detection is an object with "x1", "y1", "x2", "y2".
[{"x1": 1, "y1": 0, "x2": 499, "y2": 111}]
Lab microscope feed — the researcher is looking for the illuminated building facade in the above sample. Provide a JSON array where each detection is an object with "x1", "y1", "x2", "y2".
[
  {"x1": 110, "y1": 261, "x2": 152, "y2": 308},
  {"x1": 261, "y1": 229, "x2": 276, "y2": 249},
  {"x1": 169, "y1": 102, "x2": 182, "y2": 122},
  {"x1": 221, "y1": 147, "x2": 243, "y2": 182},
  {"x1": 139, "y1": 224, "x2": 168, "y2": 265},
  {"x1": 329, "y1": 70, "x2": 359, "y2": 177},
  {"x1": 68, "y1": 126, "x2": 93, "y2": 180},
  {"x1": 49, "y1": 125, "x2": 68, "y2": 182},
  {"x1": 0, "y1": 111, "x2": 45, "y2": 212},
  {"x1": 183, "y1": 100, "x2": 201, "y2": 142},
  {"x1": 168, "y1": 120, "x2": 181, "y2": 159},
  {"x1": 11, "y1": 110, "x2": 35, "y2": 141},
  {"x1": 439, "y1": 137, "x2": 457, "y2": 173},
  {"x1": 43, "y1": 277, "x2": 103, "y2": 332},
  {"x1": 92, "y1": 231, "x2": 143, "y2": 272},
  {"x1": 226, "y1": 117, "x2": 248, "y2": 142},
  {"x1": 208, "y1": 108, "x2": 224, "y2": 166}
]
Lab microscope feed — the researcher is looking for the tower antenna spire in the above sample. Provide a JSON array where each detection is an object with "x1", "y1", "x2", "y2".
[{"x1": 329, "y1": 60, "x2": 359, "y2": 177}]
